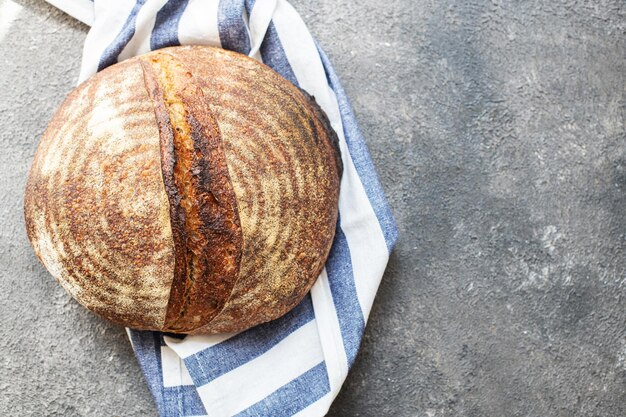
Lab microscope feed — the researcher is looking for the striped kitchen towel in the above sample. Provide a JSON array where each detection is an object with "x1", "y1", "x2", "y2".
[{"x1": 45, "y1": 0, "x2": 398, "y2": 416}]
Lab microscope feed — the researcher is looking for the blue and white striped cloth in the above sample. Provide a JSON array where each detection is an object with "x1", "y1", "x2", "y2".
[{"x1": 46, "y1": 1, "x2": 398, "y2": 415}]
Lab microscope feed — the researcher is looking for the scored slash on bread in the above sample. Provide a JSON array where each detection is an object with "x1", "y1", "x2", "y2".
[{"x1": 140, "y1": 52, "x2": 243, "y2": 333}]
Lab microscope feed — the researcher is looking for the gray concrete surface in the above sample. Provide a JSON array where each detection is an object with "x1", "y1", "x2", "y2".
[{"x1": 1, "y1": 0, "x2": 624, "y2": 415}]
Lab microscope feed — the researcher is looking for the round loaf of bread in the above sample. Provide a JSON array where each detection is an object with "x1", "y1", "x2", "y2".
[{"x1": 24, "y1": 46, "x2": 342, "y2": 334}]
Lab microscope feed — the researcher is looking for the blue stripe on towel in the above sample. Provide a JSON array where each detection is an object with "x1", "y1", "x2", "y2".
[
  {"x1": 150, "y1": 0, "x2": 190, "y2": 50},
  {"x1": 163, "y1": 386, "x2": 206, "y2": 417},
  {"x1": 97, "y1": 0, "x2": 146, "y2": 71},
  {"x1": 259, "y1": 22, "x2": 298, "y2": 86},
  {"x1": 235, "y1": 362, "x2": 331, "y2": 417},
  {"x1": 218, "y1": 0, "x2": 251, "y2": 54}
]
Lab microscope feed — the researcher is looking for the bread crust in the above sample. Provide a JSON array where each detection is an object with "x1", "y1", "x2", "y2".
[{"x1": 24, "y1": 46, "x2": 341, "y2": 334}]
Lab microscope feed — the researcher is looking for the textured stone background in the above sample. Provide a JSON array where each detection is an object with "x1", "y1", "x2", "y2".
[{"x1": 1, "y1": 0, "x2": 624, "y2": 415}]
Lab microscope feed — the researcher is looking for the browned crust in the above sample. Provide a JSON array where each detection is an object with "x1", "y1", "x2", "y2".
[
  {"x1": 25, "y1": 45, "x2": 342, "y2": 335},
  {"x1": 140, "y1": 52, "x2": 243, "y2": 333}
]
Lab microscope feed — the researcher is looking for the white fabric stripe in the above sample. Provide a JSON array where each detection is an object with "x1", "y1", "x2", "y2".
[
  {"x1": 78, "y1": 0, "x2": 137, "y2": 82},
  {"x1": 164, "y1": 332, "x2": 237, "y2": 359},
  {"x1": 195, "y1": 320, "x2": 324, "y2": 417},
  {"x1": 177, "y1": 0, "x2": 221, "y2": 47},
  {"x1": 125, "y1": 328, "x2": 135, "y2": 349},
  {"x1": 310, "y1": 269, "x2": 349, "y2": 392},
  {"x1": 336, "y1": 168, "x2": 391, "y2": 317},
  {"x1": 161, "y1": 345, "x2": 195, "y2": 387},
  {"x1": 247, "y1": 0, "x2": 276, "y2": 60},
  {"x1": 0, "y1": 1, "x2": 22, "y2": 48},
  {"x1": 272, "y1": 0, "x2": 389, "y2": 320},
  {"x1": 117, "y1": 0, "x2": 169, "y2": 62},
  {"x1": 291, "y1": 392, "x2": 333, "y2": 417},
  {"x1": 45, "y1": 0, "x2": 94, "y2": 26}
]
